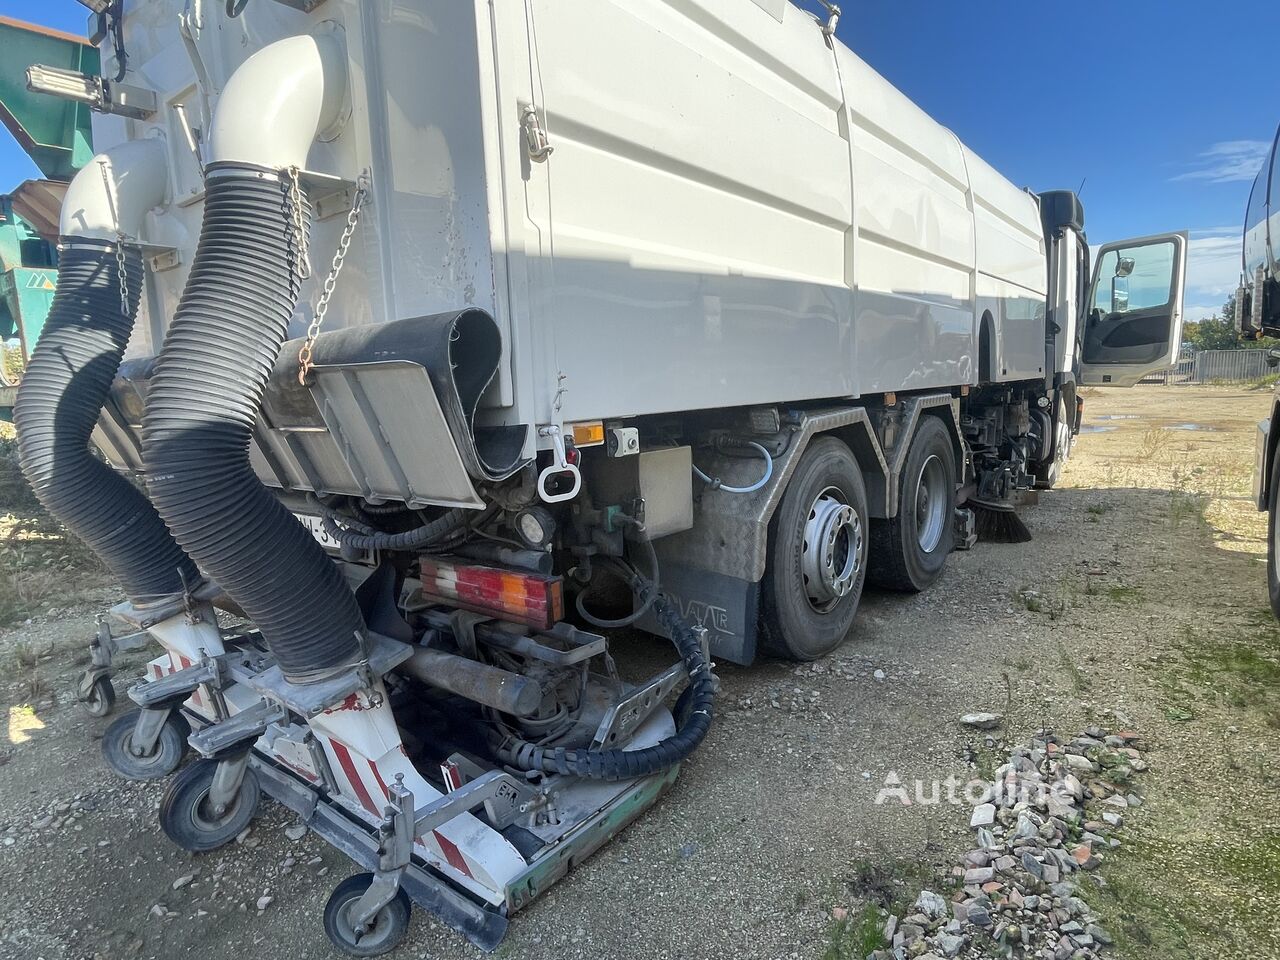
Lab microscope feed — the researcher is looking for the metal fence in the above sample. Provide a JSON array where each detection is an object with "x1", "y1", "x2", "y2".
[{"x1": 1141, "y1": 349, "x2": 1273, "y2": 385}]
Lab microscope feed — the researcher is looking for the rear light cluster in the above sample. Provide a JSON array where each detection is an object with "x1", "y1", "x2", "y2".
[{"x1": 418, "y1": 558, "x2": 564, "y2": 630}]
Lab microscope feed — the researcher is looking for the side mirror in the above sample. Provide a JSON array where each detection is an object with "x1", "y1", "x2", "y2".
[
  {"x1": 1115, "y1": 256, "x2": 1136, "y2": 278},
  {"x1": 1111, "y1": 275, "x2": 1130, "y2": 314},
  {"x1": 1267, "y1": 347, "x2": 1280, "y2": 369}
]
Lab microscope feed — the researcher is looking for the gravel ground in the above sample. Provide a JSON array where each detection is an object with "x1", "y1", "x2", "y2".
[{"x1": 0, "y1": 384, "x2": 1275, "y2": 960}]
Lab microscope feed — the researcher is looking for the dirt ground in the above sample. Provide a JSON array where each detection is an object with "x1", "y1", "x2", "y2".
[{"x1": 1, "y1": 384, "x2": 1278, "y2": 960}]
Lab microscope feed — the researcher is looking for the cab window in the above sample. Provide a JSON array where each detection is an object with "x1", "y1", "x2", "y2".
[{"x1": 1092, "y1": 241, "x2": 1175, "y2": 314}]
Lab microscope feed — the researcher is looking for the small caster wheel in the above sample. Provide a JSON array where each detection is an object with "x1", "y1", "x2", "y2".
[
  {"x1": 160, "y1": 758, "x2": 260, "y2": 853},
  {"x1": 323, "y1": 873, "x2": 412, "y2": 957},
  {"x1": 101, "y1": 711, "x2": 188, "y2": 780},
  {"x1": 83, "y1": 676, "x2": 116, "y2": 718}
]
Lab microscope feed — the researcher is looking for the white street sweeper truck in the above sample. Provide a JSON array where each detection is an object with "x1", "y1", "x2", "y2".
[{"x1": 14, "y1": 0, "x2": 1185, "y2": 953}]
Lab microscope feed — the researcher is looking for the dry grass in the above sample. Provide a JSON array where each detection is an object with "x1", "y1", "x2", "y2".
[
  {"x1": 1063, "y1": 385, "x2": 1280, "y2": 958},
  {"x1": 0, "y1": 424, "x2": 113, "y2": 628}
]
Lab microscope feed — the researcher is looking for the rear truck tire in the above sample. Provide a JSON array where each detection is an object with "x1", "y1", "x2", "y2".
[
  {"x1": 160, "y1": 757, "x2": 260, "y2": 853},
  {"x1": 868, "y1": 415, "x2": 957, "y2": 592},
  {"x1": 101, "y1": 710, "x2": 189, "y2": 780},
  {"x1": 323, "y1": 873, "x2": 412, "y2": 957},
  {"x1": 1268, "y1": 443, "x2": 1280, "y2": 620},
  {"x1": 760, "y1": 436, "x2": 868, "y2": 660}
]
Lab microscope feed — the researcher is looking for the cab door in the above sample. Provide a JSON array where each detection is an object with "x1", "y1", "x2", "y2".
[{"x1": 1080, "y1": 231, "x2": 1188, "y2": 386}]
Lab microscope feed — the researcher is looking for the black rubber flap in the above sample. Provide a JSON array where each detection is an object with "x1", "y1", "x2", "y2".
[{"x1": 263, "y1": 309, "x2": 530, "y2": 482}]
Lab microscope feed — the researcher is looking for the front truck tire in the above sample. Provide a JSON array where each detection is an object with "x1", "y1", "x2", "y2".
[
  {"x1": 868, "y1": 415, "x2": 957, "y2": 592},
  {"x1": 1268, "y1": 443, "x2": 1280, "y2": 620},
  {"x1": 760, "y1": 436, "x2": 869, "y2": 660},
  {"x1": 1034, "y1": 394, "x2": 1074, "y2": 490}
]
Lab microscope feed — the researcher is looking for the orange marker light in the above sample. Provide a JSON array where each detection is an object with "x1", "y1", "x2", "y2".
[{"x1": 570, "y1": 421, "x2": 606, "y2": 447}]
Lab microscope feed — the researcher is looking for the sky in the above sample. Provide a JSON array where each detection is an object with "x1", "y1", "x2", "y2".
[
  {"x1": 835, "y1": 1, "x2": 1272, "y2": 322},
  {"x1": 0, "y1": 0, "x2": 1271, "y2": 322}
]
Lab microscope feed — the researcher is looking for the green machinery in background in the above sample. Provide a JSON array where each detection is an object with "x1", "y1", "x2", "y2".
[
  {"x1": 0, "y1": 15, "x2": 98, "y2": 403},
  {"x1": 0, "y1": 15, "x2": 97, "y2": 180},
  {"x1": 0, "y1": 195, "x2": 58, "y2": 383}
]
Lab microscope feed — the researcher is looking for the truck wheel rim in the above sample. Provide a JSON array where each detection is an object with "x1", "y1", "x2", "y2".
[
  {"x1": 802, "y1": 486, "x2": 862, "y2": 612},
  {"x1": 1055, "y1": 415, "x2": 1072, "y2": 468},
  {"x1": 915, "y1": 454, "x2": 948, "y2": 553}
]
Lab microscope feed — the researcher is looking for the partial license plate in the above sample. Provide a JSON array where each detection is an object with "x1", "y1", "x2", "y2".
[{"x1": 294, "y1": 513, "x2": 342, "y2": 552}]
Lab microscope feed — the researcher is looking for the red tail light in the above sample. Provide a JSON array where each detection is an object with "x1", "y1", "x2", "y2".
[{"x1": 418, "y1": 558, "x2": 564, "y2": 630}]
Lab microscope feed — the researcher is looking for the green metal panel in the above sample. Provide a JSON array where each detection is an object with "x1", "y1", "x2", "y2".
[
  {"x1": 0, "y1": 190, "x2": 59, "y2": 353},
  {"x1": 0, "y1": 16, "x2": 98, "y2": 181},
  {"x1": 0, "y1": 266, "x2": 57, "y2": 346}
]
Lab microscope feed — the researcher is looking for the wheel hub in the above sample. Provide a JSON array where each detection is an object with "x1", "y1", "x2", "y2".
[
  {"x1": 195, "y1": 787, "x2": 239, "y2": 829},
  {"x1": 915, "y1": 454, "x2": 948, "y2": 553},
  {"x1": 801, "y1": 487, "x2": 863, "y2": 611}
]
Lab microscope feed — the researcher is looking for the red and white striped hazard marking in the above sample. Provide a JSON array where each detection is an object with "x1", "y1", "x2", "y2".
[{"x1": 324, "y1": 738, "x2": 477, "y2": 880}]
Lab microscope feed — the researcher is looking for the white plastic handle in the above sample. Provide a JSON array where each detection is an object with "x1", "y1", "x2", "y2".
[
  {"x1": 536, "y1": 424, "x2": 583, "y2": 503},
  {"x1": 538, "y1": 463, "x2": 582, "y2": 504}
]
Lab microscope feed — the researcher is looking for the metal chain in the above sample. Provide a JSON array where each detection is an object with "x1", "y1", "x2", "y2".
[
  {"x1": 297, "y1": 175, "x2": 369, "y2": 386},
  {"x1": 114, "y1": 235, "x2": 130, "y2": 316},
  {"x1": 286, "y1": 166, "x2": 311, "y2": 282}
]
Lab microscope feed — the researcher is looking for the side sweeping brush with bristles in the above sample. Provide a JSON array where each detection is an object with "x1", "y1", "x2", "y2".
[{"x1": 970, "y1": 500, "x2": 1033, "y2": 544}]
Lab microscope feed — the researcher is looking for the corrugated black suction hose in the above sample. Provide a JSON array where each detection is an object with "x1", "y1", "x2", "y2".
[
  {"x1": 14, "y1": 241, "x2": 201, "y2": 602},
  {"x1": 142, "y1": 165, "x2": 364, "y2": 683},
  {"x1": 496, "y1": 594, "x2": 716, "y2": 780}
]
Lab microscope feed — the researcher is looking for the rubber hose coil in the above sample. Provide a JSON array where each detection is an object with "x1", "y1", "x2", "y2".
[
  {"x1": 14, "y1": 241, "x2": 201, "y2": 603},
  {"x1": 142, "y1": 165, "x2": 364, "y2": 683},
  {"x1": 496, "y1": 593, "x2": 715, "y2": 780}
]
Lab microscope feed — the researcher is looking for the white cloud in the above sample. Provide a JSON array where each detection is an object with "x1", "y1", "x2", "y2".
[
  {"x1": 1186, "y1": 226, "x2": 1242, "y2": 300},
  {"x1": 1171, "y1": 140, "x2": 1270, "y2": 184},
  {"x1": 1184, "y1": 303, "x2": 1223, "y2": 323}
]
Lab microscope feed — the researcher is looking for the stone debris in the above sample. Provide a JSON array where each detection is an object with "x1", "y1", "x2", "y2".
[
  {"x1": 969, "y1": 804, "x2": 996, "y2": 828},
  {"x1": 915, "y1": 890, "x2": 949, "y2": 919},
  {"x1": 960, "y1": 713, "x2": 1004, "y2": 730},
  {"x1": 867, "y1": 723, "x2": 1146, "y2": 959},
  {"x1": 284, "y1": 823, "x2": 308, "y2": 842}
]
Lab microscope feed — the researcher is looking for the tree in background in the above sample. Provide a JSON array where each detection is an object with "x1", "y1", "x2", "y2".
[{"x1": 1183, "y1": 294, "x2": 1275, "y2": 351}]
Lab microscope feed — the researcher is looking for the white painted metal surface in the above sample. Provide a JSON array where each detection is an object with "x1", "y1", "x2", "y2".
[
  {"x1": 207, "y1": 32, "x2": 348, "y2": 168},
  {"x1": 1052, "y1": 230, "x2": 1082, "y2": 376},
  {"x1": 59, "y1": 138, "x2": 168, "y2": 242},
  {"x1": 98, "y1": 0, "x2": 1052, "y2": 455}
]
